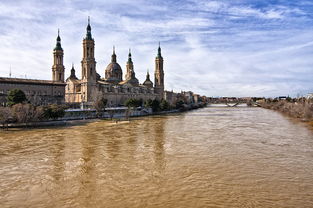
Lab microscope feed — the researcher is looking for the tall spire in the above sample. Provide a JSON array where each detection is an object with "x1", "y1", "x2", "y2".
[
  {"x1": 157, "y1": 41, "x2": 162, "y2": 58},
  {"x1": 128, "y1": 48, "x2": 132, "y2": 63},
  {"x1": 70, "y1": 63, "x2": 77, "y2": 79},
  {"x1": 143, "y1": 69, "x2": 153, "y2": 88},
  {"x1": 54, "y1": 29, "x2": 62, "y2": 50},
  {"x1": 86, "y1": 16, "x2": 92, "y2": 40},
  {"x1": 111, "y1": 46, "x2": 117, "y2": 62}
]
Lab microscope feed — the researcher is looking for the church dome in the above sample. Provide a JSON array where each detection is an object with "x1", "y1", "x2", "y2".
[
  {"x1": 104, "y1": 47, "x2": 123, "y2": 84},
  {"x1": 105, "y1": 62, "x2": 123, "y2": 83},
  {"x1": 143, "y1": 71, "x2": 153, "y2": 88}
]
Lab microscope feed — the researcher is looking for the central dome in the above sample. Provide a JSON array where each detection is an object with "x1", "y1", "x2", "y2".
[
  {"x1": 105, "y1": 62, "x2": 123, "y2": 83},
  {"x1": 104, "y1": 47, "x2": 123, "y2": 84}
]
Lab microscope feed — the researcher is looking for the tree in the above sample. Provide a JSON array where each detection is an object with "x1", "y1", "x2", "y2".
[
  {"x1": 144, "y1": 99, "x2": 153, "y2": 108},
  {"x1": 175, "y1": 100, "x2": 185, "y2": 110},
  {"x1": 43, "y1": 104, "x2": 65, "y2": 120},
  {"x1": 144, "y1": 99, "x2": 160, "y2": 112},
  {"x1": 0, "y1": 107, "x2": 13, "y2": 128},
  {"x1": 151, "y1": 99, "x2": 160, "y2": 112},
  {"x1": 160, "y1": 99, "x2": 170, "y2": 111},
  {"x1": 12, "y1": 103, "x2": 37, "y2": 124},
  {"x1": 94, "y1": 97, "x2": 107, "y2": 112},
  {"x1": 7, "y1": 89, "x2": 27, "y2": 106},
  {"x1": 125, "y1": 98, "x2": 142, "y2": 108}
]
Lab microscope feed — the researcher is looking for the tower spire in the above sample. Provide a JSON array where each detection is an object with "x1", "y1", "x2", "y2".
[
  {"x1": 54, "y1": 29, "x2": 62, "y2": 50},
  {"x1": 157, "y1": 41, "x2": 162, "y2": 58},
  {"x1": 128, "y1": 48, "x2": 132, "y2": 63},
  {"x1": 86, "y1": 16, "x2": 92, "y2": 40},
  {"x1": 111, "y1": 46, "x2": 117, "y2": 62},
  {"x1": 70, "y1": 63, "x2": 77, "y2": 78}
]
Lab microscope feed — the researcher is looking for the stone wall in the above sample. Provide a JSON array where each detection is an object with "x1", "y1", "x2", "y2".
[{"x1": 0, "y1": 78, "x2": 65, "y2": 106}]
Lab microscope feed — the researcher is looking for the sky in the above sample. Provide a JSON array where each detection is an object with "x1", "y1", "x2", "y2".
[{"x1": 0, "y1": 0, "x2": 313, "y2": 97}]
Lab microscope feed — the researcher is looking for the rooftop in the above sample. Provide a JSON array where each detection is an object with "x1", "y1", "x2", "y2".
[{"x1": 0, "y1": 77, "x2": 66, "y2": 86}]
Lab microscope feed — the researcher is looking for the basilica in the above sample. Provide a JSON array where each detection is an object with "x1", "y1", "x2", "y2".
[{"x1": 60, "y1": 18, "x2": 164, "y2": 107}]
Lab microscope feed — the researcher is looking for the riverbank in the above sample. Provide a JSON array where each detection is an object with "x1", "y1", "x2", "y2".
[
  {"x1": 0, "y1": 107, "x2": 201, "y2": 129},
  {"x1": 259, "y1": 99, "x2": 313, "y2": 126}
]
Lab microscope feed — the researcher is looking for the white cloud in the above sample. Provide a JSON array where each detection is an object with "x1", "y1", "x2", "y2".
[{"x1": 0, "y1": 0, "x2": 312, "y2": 97}]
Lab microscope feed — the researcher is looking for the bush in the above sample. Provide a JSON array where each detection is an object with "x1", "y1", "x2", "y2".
[
  {"x1": 125, "y1": 98, "x2": 142, "y2": 108},
  {"x1": 151, "y1": 99, "x2": 160, "y2": 112},
  {"x1": 94, "y1": 97, "x2": 107, "y2": 112},
  {"x1": 43, "y1": 104, "x2": 65, "y2": 120},
  {"x1": 144, "y1": 99, "x2": 153, "y2": 108},
  {"x1": 175, "y1": 100, "x2": 185, "y2": 110},
  {"x1": 0, "y1": 107, "x2": 13, "y2": 126},
  {"x1": 7, "y1": 89, "x2": 27, "y2": 106},
  {"x1": 160, "y1": 99, "x2": 170, "y2": 111},
  {"x1": 12, "y1": 103, "x2": 38, "y2": 123},
  {"x1": 144, "y1": 99, "x2": 160, "y2": 112}
]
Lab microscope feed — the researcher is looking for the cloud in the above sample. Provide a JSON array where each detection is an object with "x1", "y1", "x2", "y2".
[{"x1": 0, "y1": 0, "x2": 312, "y2": 97}]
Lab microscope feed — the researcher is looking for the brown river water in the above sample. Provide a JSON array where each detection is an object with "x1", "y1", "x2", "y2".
[{"x1": 1, "y1": 106, "x2": 313, "y2": 208}]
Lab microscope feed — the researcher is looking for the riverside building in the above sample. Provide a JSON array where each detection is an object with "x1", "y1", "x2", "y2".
[
  {"x1": 65, "y1": 18, "x2": 164, "y2": 107},
  {"x1": 0, "y1": 18, "x2": 165, "y2": 107}
]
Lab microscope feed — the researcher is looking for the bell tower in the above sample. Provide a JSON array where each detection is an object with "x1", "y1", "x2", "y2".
[
  {"x1": 81, "y1": 17, "x2": 97, "y2": 103},
  {"x1": 125, "y1": 49, "x2": 134, "y2": 80},
  {"x1": 52, "y1": 29, "x2": 65, "y2": 82},
  {"x1": 154, "y1": 42, "x2": 164, "y2": 99},
  {"x1": 81, "y1": 16, "x2": 96, "y2": 81}
]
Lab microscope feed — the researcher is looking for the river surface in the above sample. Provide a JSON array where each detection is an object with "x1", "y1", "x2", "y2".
[{"x1": 1, "y1": 107, "x2": 313, "y2": 208}]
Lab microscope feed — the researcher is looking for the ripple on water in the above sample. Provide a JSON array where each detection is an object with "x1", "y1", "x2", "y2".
[{"x1": 1, "y1": 107, "x2": 313, "y2": 208}]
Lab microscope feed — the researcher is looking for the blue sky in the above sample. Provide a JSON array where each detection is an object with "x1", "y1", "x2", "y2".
[{"x1": 0, "y1": 0, "x2": 313, "y2": 97}]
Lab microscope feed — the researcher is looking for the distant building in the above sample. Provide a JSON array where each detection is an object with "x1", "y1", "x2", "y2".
[
  {"x1": 0, "y1": 30, "x2": 66, "y2": 106},
  {"x1": 65, "y1": 18, "x2": 164, "y2": 107},
  {"x1": 0, "y1": 18, "x2": 207, "y2": 108}
]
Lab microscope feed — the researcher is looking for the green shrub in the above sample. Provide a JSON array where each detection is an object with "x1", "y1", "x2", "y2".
[
  {"x1": 7, "y1": 89, "x2": 27, "y2": 106},
  {"x1": 125, "y1": 98, "x2": 142, "y2": 108},
  {"x1": 43, "y1": 104, "x2": 65, "y2": 120}
]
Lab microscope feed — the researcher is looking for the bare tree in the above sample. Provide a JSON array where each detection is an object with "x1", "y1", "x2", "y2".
[
  {"x1": 12, "y1": 104, "x2": 37, "y2": 125},
  {"x1": 0, "y1": 107, "x2": 13, "y2": 129}
]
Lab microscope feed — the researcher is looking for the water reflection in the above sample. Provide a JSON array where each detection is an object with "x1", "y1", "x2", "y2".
[{"x1": 152, "y1": 117, "x2": 166, "y2": 174}]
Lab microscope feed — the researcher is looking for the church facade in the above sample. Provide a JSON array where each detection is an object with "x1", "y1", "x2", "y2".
[
  {"x1": 65, "y1": 19, "x2": 164, "y2": 107},
  {"x1": 0, "y1": 18, "x2": 165, "y2": 107}
]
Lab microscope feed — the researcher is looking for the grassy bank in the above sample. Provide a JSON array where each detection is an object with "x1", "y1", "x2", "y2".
[{"x1": 259, "y1": 99, "x2": 313, "y2": 123}]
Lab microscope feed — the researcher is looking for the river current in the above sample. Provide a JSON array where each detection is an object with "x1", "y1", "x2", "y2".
[{"x1": 1, "y1": 107, "x2": 313, "y2": 208}]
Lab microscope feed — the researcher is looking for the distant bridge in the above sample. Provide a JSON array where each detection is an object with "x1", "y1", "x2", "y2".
[{"x1": 207, "y1": 100, "x2": 260, "y2": 107}]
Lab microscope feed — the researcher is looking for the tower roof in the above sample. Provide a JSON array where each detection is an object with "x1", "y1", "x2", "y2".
[
  {"x1": 85, "y1": 16, "x2": 93, "y2": 40},
  {"x1": 156, "y1": 42, "x2": 162, "y2": 58},
  {"x1": 66, "y1": 64, "x2": 78, "y2": 81},
  {"x1": 54, "y1": 29, "x2": 63, "y2": 51},
  {"x1": 111, "y1": 46, "x2": 117, "y2": 63},
  {"x1": 143, "y1": 70, "x2": 153, "y2": 87},
  {"x1": 127, "y1": 48, "x2": 133, "y2": 64}
]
